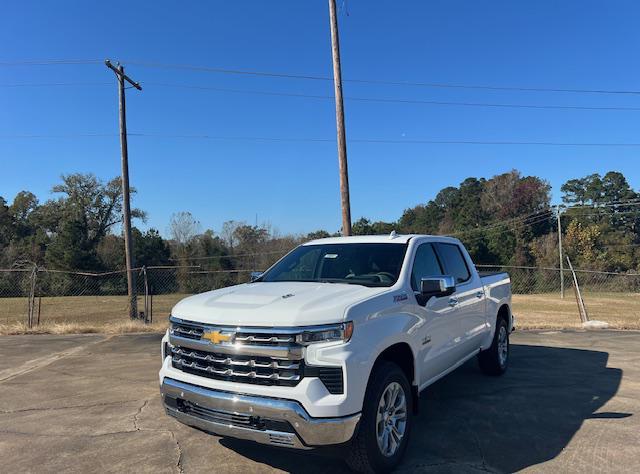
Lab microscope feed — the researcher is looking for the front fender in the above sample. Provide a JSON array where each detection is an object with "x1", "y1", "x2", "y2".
[{"x1": 330, "y1": 304, "x2": 421, "y2": 415}]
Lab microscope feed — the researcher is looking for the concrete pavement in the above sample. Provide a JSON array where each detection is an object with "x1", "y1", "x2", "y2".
[{"x1": 1, "y1": 330, "x2": 639, "y2": 473}]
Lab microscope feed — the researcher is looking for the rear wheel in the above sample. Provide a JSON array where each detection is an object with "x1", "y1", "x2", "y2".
[
  {"x1": 346, "y1": 361, "x2": 413, "y2": 473},
  {"x1": 478, "y1": 316, "x2": 509, "y2": 376}
]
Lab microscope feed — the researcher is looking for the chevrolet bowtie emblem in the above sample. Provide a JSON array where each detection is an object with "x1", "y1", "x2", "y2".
[{"x1": 202, "y1": 331, "x2": 233, "y2": 344}]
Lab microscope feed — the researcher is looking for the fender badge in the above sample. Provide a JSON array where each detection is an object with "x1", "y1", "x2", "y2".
[
  {"x1": 393, "y1": 293, "x2": 408, "y2": 303},
  {"x1": 282, "y1": 293, "x2": 295, "y2": 299}
]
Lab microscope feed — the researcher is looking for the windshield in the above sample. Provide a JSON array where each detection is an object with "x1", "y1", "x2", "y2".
[{"x1": 259, "y1": 243, "x2": 408, "y2": 287}]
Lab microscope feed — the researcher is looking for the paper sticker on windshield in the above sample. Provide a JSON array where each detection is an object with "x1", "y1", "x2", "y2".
[{"x1": 324, "y1": 253, "x2": 339, "y2": 259}]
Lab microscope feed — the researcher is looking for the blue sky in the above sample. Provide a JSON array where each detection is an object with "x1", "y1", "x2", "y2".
[{"x1": 2, "y1": 0, "x2": 640, "y2": 236}]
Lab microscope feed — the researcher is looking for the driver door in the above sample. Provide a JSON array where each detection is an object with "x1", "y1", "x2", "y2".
[{"x1": 408, "y1": 242, "x2": 461, "y2": 387}]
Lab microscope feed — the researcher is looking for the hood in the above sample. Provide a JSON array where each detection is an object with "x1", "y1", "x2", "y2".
[{"x1": 171, "y1": 281, "x2": 388, "y2": 327}]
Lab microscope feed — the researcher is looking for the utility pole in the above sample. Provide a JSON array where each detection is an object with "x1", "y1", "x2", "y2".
[
  {"x1": 328, "y1": 0, "x2": 352, "y2": 236},
  {"x1": 105, "y1": 59, "x2": 142, "y2": 319},
  {"x1": 557, "y1": 205, "x2": 564, "y2": 299}
]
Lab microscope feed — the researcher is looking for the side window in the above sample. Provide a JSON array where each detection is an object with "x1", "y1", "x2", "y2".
[
  {"x1": 411, "y1": 243, "x2": 443, "y2": 291},
  {"x1": 435, "y1": 243, "x2": 471, "y2": 283}
]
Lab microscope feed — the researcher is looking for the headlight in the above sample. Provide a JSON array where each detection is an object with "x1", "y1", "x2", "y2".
[{"x1": 296, "y1": 322, "x2": 354, "y2": 345}]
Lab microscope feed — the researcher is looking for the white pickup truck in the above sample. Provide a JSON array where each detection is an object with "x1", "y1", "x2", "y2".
[{"x1": 160, "y1": 234, "x2": 512, "y2": 472}]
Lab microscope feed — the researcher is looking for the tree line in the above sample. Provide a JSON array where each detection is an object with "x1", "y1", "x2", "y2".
[{"x1": 1, "y1": 169, "x2": 639, "y2": 279}]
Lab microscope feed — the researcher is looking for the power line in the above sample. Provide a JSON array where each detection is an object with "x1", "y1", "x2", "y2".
[
  {"x1": 0, "y1": 82, "x2": 110, "y2": 87},
  {"x1": 453, "y1": 211, "x2": 554, "y2": 242},
  {"x1": 0, "y1": 59, "x2": 102, "y2": 66},
  {"x1": 562, "y1": 199, "x2": 640, "y2": 209},
  {"x1": 454, "y1": 200, "x2": 640, "y2": 243},
  {"x1": 145, "y1": 82, "x2": 640, "y2": 112},
  {"x1": 3, "y1": 132, "x2": 640, "y2": 148},
  {"x1": 169, "y1": 250, "x2": 286, "y2": 261},
  {"x1": 564, "y1": 209, "x2": 640, "y2": 218},
  {"x1": 4, "y1": 58, "x2": 640, "y2": 96},
  {"x1": 7, "y1": 79, "x2": 638, "y2": 112},
  {"x1": 460, "y1": 214, "x2": 556, "y2": 244},
  {"x1": 121, "y1": 60, "x2": 640, "y2": 96},
  {"x1": 452, "y1": 210, "x2": 554, "y2": 238}
]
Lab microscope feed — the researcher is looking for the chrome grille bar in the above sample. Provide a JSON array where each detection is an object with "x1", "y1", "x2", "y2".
[
  {"x1": 235, "y1": 335, "x2": 296, "y2": 344},
  {"x1": 172, "y1": 347, "x2": 299, "y2": 370},
  {"x1": 169, "y1": 333, "x2": 302, "y2": 359},
  {"x1": 173, "y1": 357, "x2": 301, "y2": 381}
]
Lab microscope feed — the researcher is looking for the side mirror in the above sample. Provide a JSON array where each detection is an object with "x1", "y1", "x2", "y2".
[
  {"x1": 420, "y1": 276, "x2": 456, "y2": 297},
  {"x1": 250, "y1": 271, "x2": 263, "y2": 282}
]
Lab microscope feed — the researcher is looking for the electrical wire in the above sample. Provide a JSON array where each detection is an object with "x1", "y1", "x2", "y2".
[
  {"x1": 3, "y1": 58, "x2": 640, "y2": 96},
  {"x1": 6, "y1": 79, "x2": 638, "y2": 112},
  {"x1": 120, "y1": 60, "x2": 640, "y2": 96},
  {"x1": 169, "y1": 250, "x2": 286, "y2": 261},
  {"x1": 0, "y1": 82, "x2": 110, "y2": 87},
  {"x1": 145, "y1": 82, "x2": 640, "y2": 112},
  {"x1": 2, "y1": 132, "x2": 640, "y2": 148}
]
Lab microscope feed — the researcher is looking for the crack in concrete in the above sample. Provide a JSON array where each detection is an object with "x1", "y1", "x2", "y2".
[
  {"x1": 466, "y1": 420, "x2": 496, "y2": 473},
  {"x1": 128, "y1": 396, "x2": 182, "y2": 473},
  {"x1": 0, "y1": 424, "x2": 185, "y2": 473},
  {"x1": 167, "y1": 428, "x2": 185, "y2": 474},
  {"x1": 133, "y1": 399, "x2": 150, "y2": 431},
  {"x1": 0, "y1": 428, "x2": 141, "y2": 438}
]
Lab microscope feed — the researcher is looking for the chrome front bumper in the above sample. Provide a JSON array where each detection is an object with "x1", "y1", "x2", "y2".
[{"x1": 160, "y1": 378, "x2": 360, "y2": 449}]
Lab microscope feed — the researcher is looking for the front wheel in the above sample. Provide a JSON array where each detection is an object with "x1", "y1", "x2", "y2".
[
  {"x1": 478, "y1": 317, "x2": 509, "y2": 376},
  {"x1": 346, "y1": 361, "x2": 413, "y2": 473}
]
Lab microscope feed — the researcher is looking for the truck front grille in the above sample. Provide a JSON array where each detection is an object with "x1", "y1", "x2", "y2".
[
  {"x1": 168, "y1": 317, "x2": 344, "y2": 393},
  {"x1": 170, "y1": 346, "x2": 302, "y2": 387}
]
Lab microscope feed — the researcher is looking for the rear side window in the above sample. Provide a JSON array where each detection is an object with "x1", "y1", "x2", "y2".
[
  {"x1": 435, "y1": 243, "x2": 471, "y2": 283},
  {"x1": 411, "y1": 243, "x2": 443, "y2": 291}
]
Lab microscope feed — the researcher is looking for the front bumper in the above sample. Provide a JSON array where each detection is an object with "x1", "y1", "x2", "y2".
[{"x1": 161, "y1": 377, "x2": 361, "y2": 449}]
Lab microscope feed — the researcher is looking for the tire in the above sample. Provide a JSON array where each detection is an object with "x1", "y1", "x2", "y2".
[
  {"x1": 478, "y1": 316, "x2": 509, "y2": 376},
  {"x1": 346, "y1": 361, "x2": 413, "y2": 473}
]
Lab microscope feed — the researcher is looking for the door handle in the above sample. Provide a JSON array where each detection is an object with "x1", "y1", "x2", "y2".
[
  {"x1": 448, "y1": 297, "x2": 459, "y2": 307},
  {"x1": 475, "y1": 291, "x2": 484, "y2": 299}
]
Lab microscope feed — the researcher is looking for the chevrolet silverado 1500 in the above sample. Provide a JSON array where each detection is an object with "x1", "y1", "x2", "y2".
[{"x1": 160, "y1": 234, "x2": 512, "y2": 472}]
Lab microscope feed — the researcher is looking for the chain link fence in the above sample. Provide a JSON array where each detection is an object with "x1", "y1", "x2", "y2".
[
  {"x1": 2, "y1": 263, "x2": 639, "y2": 330},
  {"x1": 477, "y1": 264, "x2": 640, "y2": 328},
  {"x1": 0, "y1": 265, "x2": 256, "y2": 329}
]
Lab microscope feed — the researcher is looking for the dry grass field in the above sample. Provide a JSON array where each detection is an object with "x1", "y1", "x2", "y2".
[
  {"x1": 1, "y1": 292, "x2": 639, "y2": 335},
  {"x1": 512, "y1": 293, "x2": 640, "y2": 329},
  {"x1": 0, "y1": 294, "x2": 183, "y2": 335}
]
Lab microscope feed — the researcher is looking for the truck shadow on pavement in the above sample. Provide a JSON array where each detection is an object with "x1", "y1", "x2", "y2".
[{"x1": 220, "y1": 343, "x2": 627, "y2": 473}]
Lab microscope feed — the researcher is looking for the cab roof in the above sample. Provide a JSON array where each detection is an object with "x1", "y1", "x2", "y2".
[{"x1": 302, "y1": 233, "x2": 461, "y2": 246}]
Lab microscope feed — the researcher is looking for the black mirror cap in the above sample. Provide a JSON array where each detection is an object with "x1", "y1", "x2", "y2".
[{"x1": 420, "y1": 276, "x2": 456, "y2": 297}]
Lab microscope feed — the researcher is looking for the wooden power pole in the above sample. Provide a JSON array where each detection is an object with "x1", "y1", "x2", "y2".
[
  {"x1": 105, "y1": 59, "x2": 142, "y2": 319},
  {"x1": 328, "y1": 0, "x2": 352, "y2": 236}
]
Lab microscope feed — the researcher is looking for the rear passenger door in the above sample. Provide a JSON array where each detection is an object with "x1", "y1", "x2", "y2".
[
  {"x1": 434, "y1": 243, "x2": 487, "y2": 357},
  {"x1": 409, "y1": 242, "x2": 462, "y2": 386}
]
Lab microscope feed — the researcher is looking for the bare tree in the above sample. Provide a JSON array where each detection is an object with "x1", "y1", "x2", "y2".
[
  {"x1": 169, "y1": 212, "x2": 201, "y2": 249},
  {"x1": 221, "y1": 220, "x2": 241, "y2": 250}
]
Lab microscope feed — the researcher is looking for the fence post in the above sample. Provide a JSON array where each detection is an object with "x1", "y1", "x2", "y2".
[
  {"x1": 142, "y1": 266, "x2": 149, "y2": 324},
  {"x1": 27, "y1": 265, "x2": 38, "y2": 328}
]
